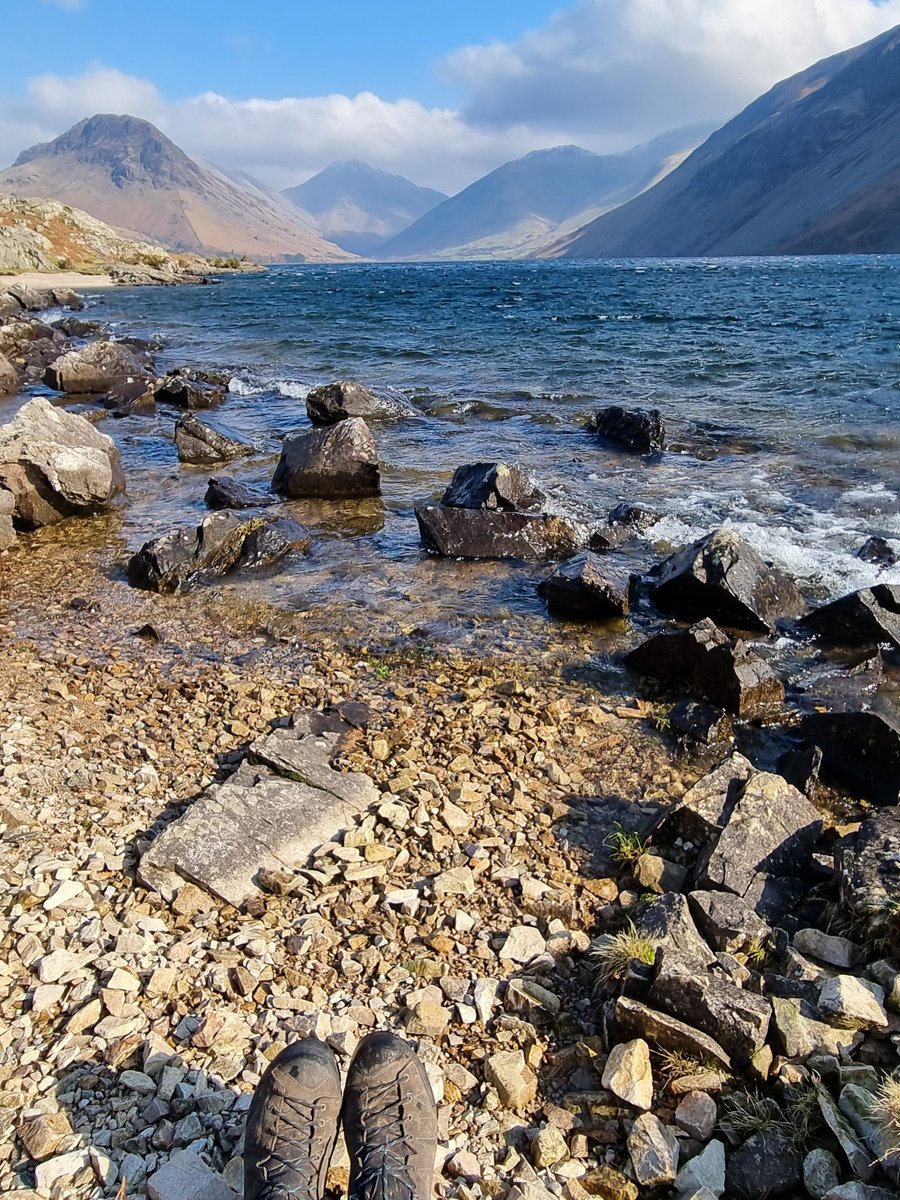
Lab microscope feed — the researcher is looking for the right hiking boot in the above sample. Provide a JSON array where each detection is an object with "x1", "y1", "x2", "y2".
[
  {"x1": 343, "y1": 1031, "x2": 438, "y2": 1200},
  {"x1": 244, "y1": 1037, "x2": 342, "y2": 1200}
]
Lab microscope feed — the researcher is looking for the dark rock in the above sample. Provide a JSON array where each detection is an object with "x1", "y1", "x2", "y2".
[
  {"x1": 273, "y1": 417, "x2": 380, "y2": 499},
  {"x1": 333, "y1": 700, "x2": 371, "y2": 729},
  {"x1": 648, "y1": 954, "x2": 771, "y2": 1066},
  {"x1": 441, "y1": 462, "x2": 544, "y2": 512},
  {"x1": 232, "y1": 517, "x2": 310, "y2": 571},
  {"x1": 205, "y1": 477, "x2": 273, "y2": 510},
  {"x1": 836, "y1": 806, "x2": 900, "y2": 921},
  {"x1": 44, "y1": 340, "x2": 150, "y2": 394},
  {"x1": 856, "y1": 536, "x2": 897, "y2": 567},
  {"x1": 694, "y1": 771, "x2": 822, "y2": 909},
  {"x1": 416, "y1": 506, "x2": 580, "y2": 561},
  {"x1": 6, "y1": 283, "x2": 83, "y2": 313},
  {"x1": 688, "y1": 890, "x2": 771, "y2": 955},
  {"x1": 607, "y1": 502, "x2": 661, "y2": 534},
  {"x1": 800, "y1": 710, "x2": 900, "y2": 805},
  {"x1": 668, "y1": 700, "x2": 733, "y2": 745},
  {"x1": 725, "y1": 1131, "x2": 800, "y2": 1199},
  {"x1": 153, "y1": 369, "x2": 227, "y2": 410},
  {"x1": 625, "y1": 617, "x2": 784, "y2": 718},
  {"x1": 306, "y1": 379, "x2": 419, "y2": 425},
  {"x1": 801, "y1": 585, "x2": 900, "y2": 651},
  {"x1": 591, "y1": 405, "x2": 665, "y2": 454},
  {"x1": 657, "y1": 753, "x2": 754, "y2": 847},
  {"x1": 637, "y1": 893, "x2": 717, "y2": 972},
  {"x1": 538, "y1": 551, "x2": 631, "y2": 619},
  {"x1": 174, "y1": 414, "x2": 253, "y2": 465},
  {"x1": 106, "y1": 379, "x2": 156, "y2": 417},
  {"x1": 777, "y1": 742, "x2": 823, "y2": 795},
  {"x1": 53, "y1": 317, "x2": 107, "y2": 338},
  {"x1": 0, "y1": 397, "x2": 124, "y2": 530},
  {"x1": 614, "y1": 996, "x2": 731, "y2": 1070},
  {"x1": 0, "y1": 319, "x2": 68, "y2": 379},
  {"x1": 649, "y1": 528, "x2": 807, "y2": 632}
]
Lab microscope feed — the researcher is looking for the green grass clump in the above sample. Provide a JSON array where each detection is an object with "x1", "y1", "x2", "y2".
[
  {"x1": 604, "y1": 822, "x2": 649, "y2": 866},
  {"x1": 592, "y1": 921, "x2": 658, "y2": 984}
]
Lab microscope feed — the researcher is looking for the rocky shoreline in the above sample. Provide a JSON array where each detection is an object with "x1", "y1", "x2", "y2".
[{"x1": 1, "y1": 288, "x2": 899, "y2": 1200}]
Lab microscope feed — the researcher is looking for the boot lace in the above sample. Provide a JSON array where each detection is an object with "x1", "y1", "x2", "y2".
[
  {"x1": 352, "y1": 1076, "x2": 418, "y2": 1200},
  {"x1": 256, "y1": 1090, "x2": 328, "y2": 1200}
]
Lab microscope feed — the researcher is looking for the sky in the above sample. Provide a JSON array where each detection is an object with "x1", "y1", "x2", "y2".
[{"x1": 2, "y1": 0, "x2": 899, "y2": 194}]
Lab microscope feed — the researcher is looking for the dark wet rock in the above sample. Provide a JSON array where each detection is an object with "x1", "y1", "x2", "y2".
[
  {"x1": 801, "y1": 585, "x2": 900, "y2": 651},
  {"x1": 615, "y1": 996, "x2": 731, "y2": 1070},
  {"x1": 668, "y1": 700, "x2": 733, "y2": 745},
  {"x1": 591, "y1": 405, "x2": 665, "y2": 454},
  {"x1": 538, "y1": 551, "x2": 631, "y2": 619},
  {"x1": 233, "y1": 517, "x2": 310, "y2": 571},
  {"x1": 0, "y1": 352, "x2": 18, "y2": 395},
  {"x1": 607, "y1": 502, "x2": 660, "y2": 534},
  {"x1": 53, "y1": 316, "x2": 107, "y2": 338},
  {"x1": 205, "y1": 477, "x2": 273, "y2": 510},
  {"x1": 648, "y1": 954, "x2": 771, "y2": 1066},
  {"x1": 657, "y1": 752, "x2": 754, "y2": 847},
  {"x1": 649, "y1": 528, "x2": 806, "y2": 632},
  {"x1": 306, "y1": 379, "x2": 419, "y2": 425},
  {"x1": 442, "y1": 462, "x2": 544, "y2": 512},
  {"x1": 856, "y1": 536, "x2": 897, "y2": 567},
  {"x1": 836, "y1": 806, "x2": 900, "y2": 921},
  {"x1": 416, "y1": 506, "x2": 581, "y2": 562},
  {"x1": 688, "y1": 890, "x2": 771, "y2": 955},
  {"x1": 800, "y1": 710, "x2": 900, "y2": 806},
  {"x1": 174, "y1": 414, "x2": 253, "y2": 465},
  {"x1": 153, "y1": 369, "x2": 227, "y2": 410},
  {"x1": 0, "y1": 398, "x2": 124, "y2": 531},
  {"x1": 694, "y1": 771, "x2": 822, "y2": 913},
  {"x1": 637, "y1": 894, "x2": 717, "y2": 971},
  {"x1": 44, "y1": 339, "x2": 150, "y2": 394},
  {"x1": 273, "y1": 417, "x2": 380, "y2": 499},
  {"x1": 725, "y1": 1131, "x2": 800, "y2": 1199},
  {"x1": 625, "y1": 617, "x2": 784, "y2": 718},
  {"x1": 777, "y1": 742, "x2": 823, "y2": 795},
  {"x1": 0, "y1": 318, "x2": 68, "y2": 379},
  {"x1": 105, "y1": 378, "x2": 156, "y2": 417}
]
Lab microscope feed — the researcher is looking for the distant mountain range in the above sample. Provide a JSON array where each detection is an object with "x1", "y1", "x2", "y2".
[
  {"x1": 0, "y1": 115, "x2": 353, "y2": 262},
  {"x1": 547, "y1": 24, "x2": 900, "y2": 258},
  {"x1": 379, "y1": 131, "x2": 707, "y2": 260},
  {"x1": 282, "y1": 160, "x2": 446, "y2": 255}
]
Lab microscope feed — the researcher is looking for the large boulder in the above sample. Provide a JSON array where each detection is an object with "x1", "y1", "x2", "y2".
[
  {"x1": 43, "y1": 340, "x2": 150, "y2": 394},
  {"x1": 127, "y1": 512, "x2": 309, "y2": 594},
  {"x1": 174, "y1": 414, "x2": 253, "y2": 465},
  {"x1": 0, "y1": 352, "x2": 18, "y2": 395},
  {"x1": 306, "y1": 380, "x2": 419, "y2": 425},
  {"x1": 800, "y1": 710, "x2": 900, "y2": 806},
  {"x1": 591, "y1": 405, "x2": 665, "y2": 454},
  {"x1": 801, "y1": 585, "x2": 900, "y2": 651},
  {"x1": 441, "y1": 462, "x2": 544, "y2": 511},
  {"x1": 153, "y1": 369, "x2": 227, "y2": 410},
  {"x1": 539, "y1": 551, "x2": 631, "y2": 619},
  {"x1": 205, "y1": 477, "x2": 273, "y2": 510},
  {"x1": 649, "y1": 528, "x2": 806, "y2": 632},
  {"x1": 0, "y1": 319, "x2": 67, "y2": 380},
  {"x1": 0, "y1": 398, "x2": 125, "y2": 529},
  {"x1": 836, "y1": 806, "x2": 900, "y2": 921},
  {"x1": 6, "y1": 282, "x2": 84, "y2": 312},
  {"x1": 273, "y1": 417, "x2": 380, "y2": 499},
  {"x1": 416, "y1": 505, "x2": 580, "y2": 561},
  {"x1": 625, "y1": 618, "x2": 784, "y2": 718}
]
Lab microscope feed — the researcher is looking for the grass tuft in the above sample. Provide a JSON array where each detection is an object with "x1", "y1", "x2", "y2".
[
  {"x1": 592, "y1": 920, "x2": 658, "y2": 984},
  {"x1": 870, "y1": 1076, "x2": 900, "y2": 1154},
  {"x1": 603, "y1": 822, "x2": 649, "y2": 866}
]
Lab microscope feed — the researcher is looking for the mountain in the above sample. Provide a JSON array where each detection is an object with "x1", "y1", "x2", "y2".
[
  {"x1": 282, "y1": 160, "x2": 447, "y2": 255},
  {"x1": 379, "y1": 131, "x2": 707, "y2": 260},
  {"x1": 0, "y1": 114, "x2": 353, "y2": 262},
  {"x1": 547, "y1": 25, "x2": 900, "y2": 258}
]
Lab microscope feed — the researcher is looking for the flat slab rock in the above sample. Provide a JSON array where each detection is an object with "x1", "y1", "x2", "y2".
[
  {"x1": 416, "y1": 505, "x2": 581, "y2": 561},
  {"x1": 615, "y1": 996, "x2": 731, "y2": 1070},
  {"x1": 139, "y1": 714, "x2": 380, "y2": 906}
]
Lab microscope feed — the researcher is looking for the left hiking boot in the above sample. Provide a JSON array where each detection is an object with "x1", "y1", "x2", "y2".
[{"x1": 244, "y1": 1037, "x2": 342, "y2": 1200}]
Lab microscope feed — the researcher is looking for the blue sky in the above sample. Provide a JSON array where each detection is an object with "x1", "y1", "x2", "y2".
[{"x1": 3, "y1": 0, "x2": 899, "y2": 192}]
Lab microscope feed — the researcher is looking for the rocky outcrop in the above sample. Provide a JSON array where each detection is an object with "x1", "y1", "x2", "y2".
[
  {"x1": 802, "y1": 584, "x2": 900, "y2": 651},
  {"x1": 590, "y1": 406, "x2": 665, "y2": 454},
  {"x1": 306, "y1": 380, "x2": 419, "y2": 426},
  {"x1": 153, "y1": 370, "x2": 228, "y2": 410},
  {"x1": 625, "y1": 618, "x2": 784, "y2": 718},
  {"x1": 43, "y1": 339, "x2": 151, "y2": 395},
  {"x1": 0, "y1": 398, "x2": 124, "y2": 533},
  {"x1": 127, "y1": 512, "x2": 309, "y2": 594},
  {"x1": 174, "y1": 415, "x2": 253, "y2": 465},
  {"x1": 272, "y1": 418, "x2": 381, "y2": 499},
  {"x1": 0, "y1": 319, "x2": 67, "y2": 381},
  {"x1": 416, "y1": 507, "x2": 580, "y2": 562},
  {"x1": 442, "y1": 463, "x2": 544, "y2": 512},
  {"x1": 538, "y1": 551, "x2": 631, "y2": 619},
  {"x1": 800, "y1": 710, "x2": 900, "y2": 805},
  {"x1": 649, "y1": 528, "x2": 806, "y2": 632}
]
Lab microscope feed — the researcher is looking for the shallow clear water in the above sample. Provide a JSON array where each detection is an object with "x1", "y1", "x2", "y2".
[{"x1": 10, "y1": 257, "x2": 900, "y2": 648}]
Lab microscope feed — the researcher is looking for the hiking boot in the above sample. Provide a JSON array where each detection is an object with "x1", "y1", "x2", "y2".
[
  {"x1": 244, "y1": 1037, "x2": 342, "y2": 1200},
  {"x1": 343, "y1": 1032, "x2": 437, "y2": 1200}
]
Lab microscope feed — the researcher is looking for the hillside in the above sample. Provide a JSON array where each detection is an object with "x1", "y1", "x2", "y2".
[
  {"x1": 283, "y1": 160, "x2": 446, "y2": 255},
  {"x1": 379, "y1": 131, "x2": 707, "y2": 260},
  {"x1": 547, "y1": 25, "x2": 900, "y2": 258},
  {"x1": 0, "y1": 114, "x2": 354, "y2": 263}
]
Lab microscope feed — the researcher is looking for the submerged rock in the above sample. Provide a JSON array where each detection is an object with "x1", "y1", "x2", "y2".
[
  {"x1": 800, "y1": 710, "x2": 900, "y2": 805},
  {"x1": 591, "y1": 405, "x2": 665, "y2": 454},
  {"x1": 625, "y1": 618, "x2": 784, "y2": 718},
  {"x1": 538, "y1": 551, "x2": 631, "y2": 619},
  {"x1": 205, "y1": 476, "x2": 273, "y2": 509},
  {"x1": 0, "y1": 397, "x2": 124, "y2": 531},
  {"x1": 416, "y1": 506, "x2": 580, "y2": 562},
  {"x1": 43, "y1": 339, "x2": 150, "y2": 394},
  {"x1": 174, "y1": 414, "x2": 253, "y2": 465},
  {"x1": 802, "y1": 584, "x2": 900, "y2": 651},
  {"x1": 442, "y1": 462, "x2": 544, "y2": 512},
  {"x1": 306, "y1": 379, "x2": 419, "y2": 425},
  {"x1": 649, "y1": 528, "x2": 806, "y2": 632},
  {"x1": 273, "y1": 417, "x2": 380, "y2": 499},
  {"x1": 856, "y1": 536, "x2": 897, "y2": 567}
]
